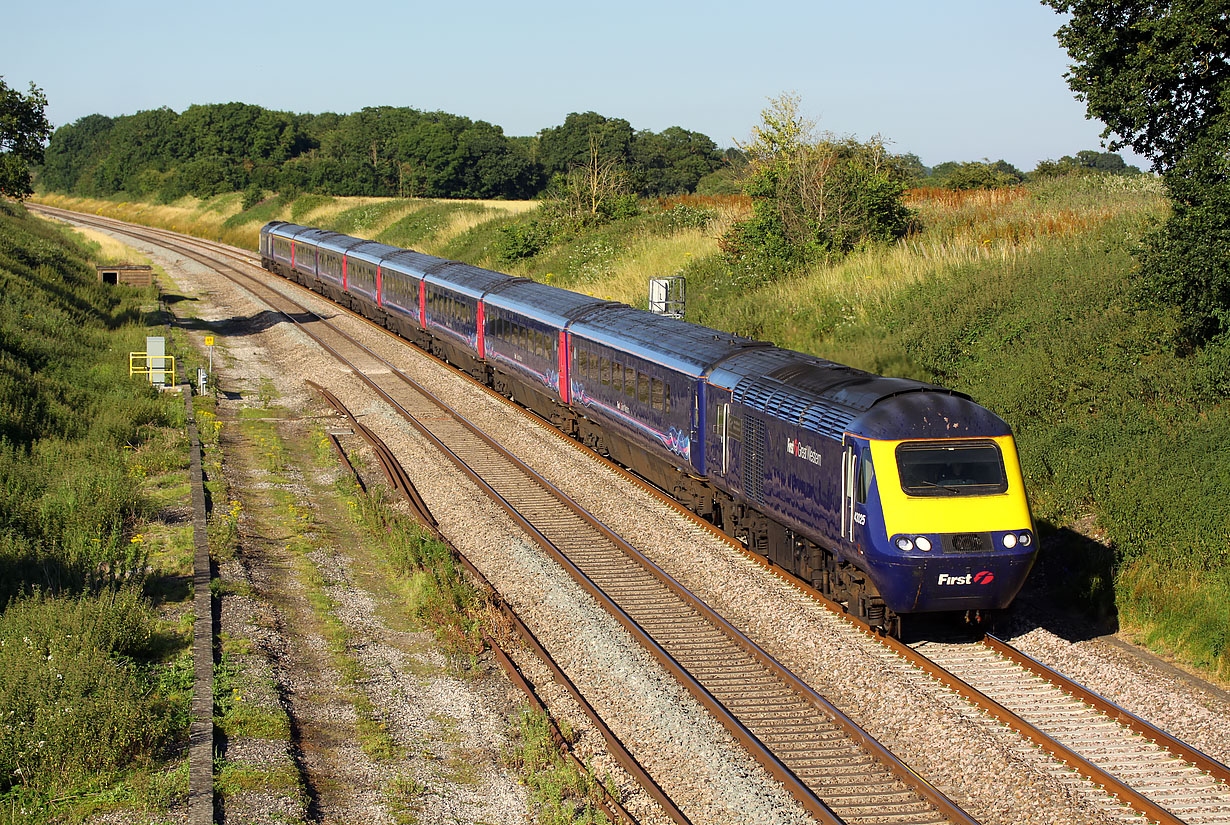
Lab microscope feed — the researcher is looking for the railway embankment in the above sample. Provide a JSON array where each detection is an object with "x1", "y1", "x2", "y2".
[{"x1": 0, "y1": 201, "x2": 196, "y2": 821}]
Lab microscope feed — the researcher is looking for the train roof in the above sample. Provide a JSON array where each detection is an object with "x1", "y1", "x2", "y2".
[
  {"x1": 347, "y1": 240, "x2": 402, "y2": 265},
  {"x1": 423, "y1": 261, "x2": 519, "y2": 300},
  {"x1": 381, "y1": 248, "x2": 446, "y2": 279},
  {"x1": 568, "y1": 305, "x2": 765, "y2": 377},
  {"x1": 483, "y1": 280, "x2": 613, "y2": 328},
  {"x1": 316, "y1": 234, "x2": 369, "y2": 255},
  {"x1": 709, "y1": 348, "x2": 1004, "y2": 440},
  {"x1": 264, "y1": 221, "x2": 311, "y2": 240}
]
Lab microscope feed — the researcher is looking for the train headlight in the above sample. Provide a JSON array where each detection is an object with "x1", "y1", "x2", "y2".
[
  {"x1": 915, "y1": 536, "x2": 933, "y2": 552},
  {"x1": 1019, "y1": 532, "x2": 1032, "y2": 547},
  {"x1": 1002, "y1": 533, "x2": 1018, "y2": 549},
  {"x1": 895, "y1": 537, "x2": 914, "y2": 552}
]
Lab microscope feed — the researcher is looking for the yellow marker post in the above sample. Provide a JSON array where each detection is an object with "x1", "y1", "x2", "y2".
[{"x1": 204, "y1": 336, "x2": 215, "y2": 373}]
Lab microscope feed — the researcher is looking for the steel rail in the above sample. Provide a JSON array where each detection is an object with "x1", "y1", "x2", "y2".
[
  {"x1": 308, "y1": 383, "x2": 657, "y2": 825},
  {"x1": 981, "y1": 634, "x2": 1230, "y2": 786}
]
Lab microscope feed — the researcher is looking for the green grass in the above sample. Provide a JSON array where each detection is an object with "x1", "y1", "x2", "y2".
[{"x1": 0, "y1": 200, "x2": 196, "y2": 820}]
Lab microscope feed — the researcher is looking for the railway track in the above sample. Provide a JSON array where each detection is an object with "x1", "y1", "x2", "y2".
[
  {"x1": 908, "y1": 634, "x2": 1230, "y2": 825},
  {"x1": 38, "y1": 206, "x2": 976, "y2": 824},
  {"x1": 34, "y1": 204, "x2": 1230, "y2": 825}
]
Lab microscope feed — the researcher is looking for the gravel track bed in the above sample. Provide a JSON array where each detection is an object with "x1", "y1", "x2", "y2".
[
  {"x1": 119, "y1": 239, "x2": 529, "y2": 825},
  {"x1": 1000, "y1": 615, "x2": 1230, "y2": 765},
  {"x1": 112, "y1": 229, "x2": 1229, "y2": 825}
]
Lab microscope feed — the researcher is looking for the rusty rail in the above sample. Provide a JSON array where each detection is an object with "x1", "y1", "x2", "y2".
[{"x1": 983, "y1": 633, "x2": 1230, "y2": 785}]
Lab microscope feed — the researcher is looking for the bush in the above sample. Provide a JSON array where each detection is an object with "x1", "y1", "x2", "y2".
[
  {"x1": 0, "y1": 588, "x2": 180, "y2": 794},
  {"x1": 494, "y1": 218, "x2": 556, "y2": 263}
]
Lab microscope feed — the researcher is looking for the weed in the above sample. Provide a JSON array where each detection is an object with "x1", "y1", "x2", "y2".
[{"x1": 505, "y1": 710, "x2": 612, "y2": 825}]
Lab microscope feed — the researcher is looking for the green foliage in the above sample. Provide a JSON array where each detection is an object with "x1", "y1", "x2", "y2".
[
  {"x1": 42, "y1": 104, "x2": 725, "y2": 202},
  {"x1": 1045, "y1": 1, "x2": 1230, "y2": 346},
  {"x1": 1032, "y1": 150, "x2": 1141, "y2": 178},
  {"x1": 1136, "y1": 136, "x2": 1230, "y2": 342},
  {"x1": 930, "y1": 159, "x2": 1025, "y2": 190},
  {"x1": 347, "y1": 487, "x2": 487, "y2": 658},
  {"x1": 0, "y1": 588, "x2": 182, "y2": 794},
  {"x1": 1044, "y1": 0, "x2": 1227, "y2": 171},
  {"x1": 0, "y1": 202, "x2": 192, "y2": 810},
  {"x1": 719, "y1": 94, "x2": 914, "y2": 278},
  {"x1": 0, "y1": 78, "x2": 51, "y2": 200},
  {"x1": 494, "y1": 216, "x2": 557, "y2": 263},
  {"x1": 506, "y1": 710, "x2": 612, "y2": 825}
]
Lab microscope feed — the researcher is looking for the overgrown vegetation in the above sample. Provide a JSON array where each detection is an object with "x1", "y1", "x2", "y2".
[
  {"x1": 718, "y1": 94, "x2": 915, "y2": 281},
  {"x1": 0, "y1": 200, "x2": 192, "y2": 820},
  {"x1": 505, "y1": 711, "x2": 613, "y2": 825}
]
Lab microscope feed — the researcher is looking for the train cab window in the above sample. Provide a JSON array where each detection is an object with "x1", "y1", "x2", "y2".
[
  {"x1": 638, "y1": 373, "x2": 650, "y2": 404},
  {"x1": 624, "y1": 365, "x2": 636, "y2": 398},
  {"x1": 896, "y1": 440, "x2": 1008, "y2": 497},
  {"x1": 857, "y1": 452, "x2": 874, "y2": 504},
  {"x1": 651, "y1": 378, "x2": 664, "y2": 411}
]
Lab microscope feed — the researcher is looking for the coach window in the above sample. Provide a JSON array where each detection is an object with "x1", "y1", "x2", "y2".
[
  {"x1": 638, "y1": 373, "x2": 650, "y2": 404},
  {"x1": 577, "y1": 350, "x2": 588, "y2": 377},
  {"x1": 600, "y1": 357, "x2": 611, "y2": 387},
  {"x1": 651, "y1": 378, "x2": 664, "y2": 411},
  {"x1": 624, "y1": 365, "x2": 636, "y2": 398},
  {"x1": 663, "y1": 381, "x2": 672, "y2": 413}
]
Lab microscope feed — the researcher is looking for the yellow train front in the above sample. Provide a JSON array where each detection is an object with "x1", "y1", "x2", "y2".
[{"x1": 704, "y1": 352, "x2": 1037, "y2": 632}]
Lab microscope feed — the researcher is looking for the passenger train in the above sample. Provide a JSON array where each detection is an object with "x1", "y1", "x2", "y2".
[{"x1": 260, "y1": 220, "x2": 1037, "y2": 635}]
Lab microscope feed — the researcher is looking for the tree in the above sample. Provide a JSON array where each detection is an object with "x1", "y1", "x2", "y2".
[
  {"x1": 537, "y1": 112, "x2": 634, "y2": 180},
  {"x1": 1045, "y1": 0, "x2": 1230, "y2": 341},
  {"x1": 720, "y1": 93, "x2": 914, "y2": 275},
  {"x1": 1044, "y1": 0, "x2": 1229, "y2": 172},
  {"x1": 930, "y1": 159, "x2": 1024, "y2": 190},
  {"x1": 0, "y1": 78, "x2": 52, "y2": 199}
]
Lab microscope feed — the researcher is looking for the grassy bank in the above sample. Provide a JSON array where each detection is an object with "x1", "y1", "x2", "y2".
[
  {"x1": 32, "y1": 176, "x2": 1229, "y2": 682},
  {"x1": 0, "y1": 201, "x2": 195, "y2": 821}
]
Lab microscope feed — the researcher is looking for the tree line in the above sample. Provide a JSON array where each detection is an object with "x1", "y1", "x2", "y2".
[{"x1": 38, "y1": 104, "x2": 729, "y2": 202}]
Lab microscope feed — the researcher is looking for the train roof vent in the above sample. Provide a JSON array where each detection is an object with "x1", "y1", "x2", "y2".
[
  {"x1": 800, "y1": 405, "x2": 857, "y2": 439},
  {"x1": 767, "y1": 362, "x2": 944, "y2": 412}
]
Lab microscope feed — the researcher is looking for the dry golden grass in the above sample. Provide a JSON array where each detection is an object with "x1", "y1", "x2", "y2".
[
  {"x1": 71, "y1": 225, "x2": 145, "y2": 264},
  {"x1": 293, "y1": 196, "x2": 385, "y2": 226},
  {"x1": 561, "y1": 227, "x2": 726, "y2": 305},
  {"x1": 469, "y1": 199, "x2": 537, "y2": 214},
  {"x1": 429, "y1": 207, "x2": 504, "y2": 248}
]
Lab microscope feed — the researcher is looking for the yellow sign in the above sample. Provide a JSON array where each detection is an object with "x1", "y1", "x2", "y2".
[{"x1": 205, "y1": 336, "x2": 215, "y2": 346}]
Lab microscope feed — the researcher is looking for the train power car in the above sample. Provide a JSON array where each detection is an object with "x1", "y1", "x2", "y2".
[{"x1": 260, "y1": 221, "x2": 1037, "y2": 634}]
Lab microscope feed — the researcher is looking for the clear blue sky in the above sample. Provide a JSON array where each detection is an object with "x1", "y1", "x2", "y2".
[{"x1": 5, "y1": 0, "x2": 1149, "y2": 172}]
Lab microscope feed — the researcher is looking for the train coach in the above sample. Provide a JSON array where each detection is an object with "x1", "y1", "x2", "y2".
[{"x1": 261, "y1": 220, "x2": 1037, "y2": 634}]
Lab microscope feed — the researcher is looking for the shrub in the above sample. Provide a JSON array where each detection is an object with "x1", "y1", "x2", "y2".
[{"x1": 0, "y1": 588, "x2": 181, "y2": 794}]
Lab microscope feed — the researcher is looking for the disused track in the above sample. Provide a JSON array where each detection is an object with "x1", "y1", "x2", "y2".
[
  {"x1": 39, "y1": 206, "x2": 977, "y2": 824},
  {"x1": 34, "y1": 204, "x2": 1230, "y2": 825}
]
